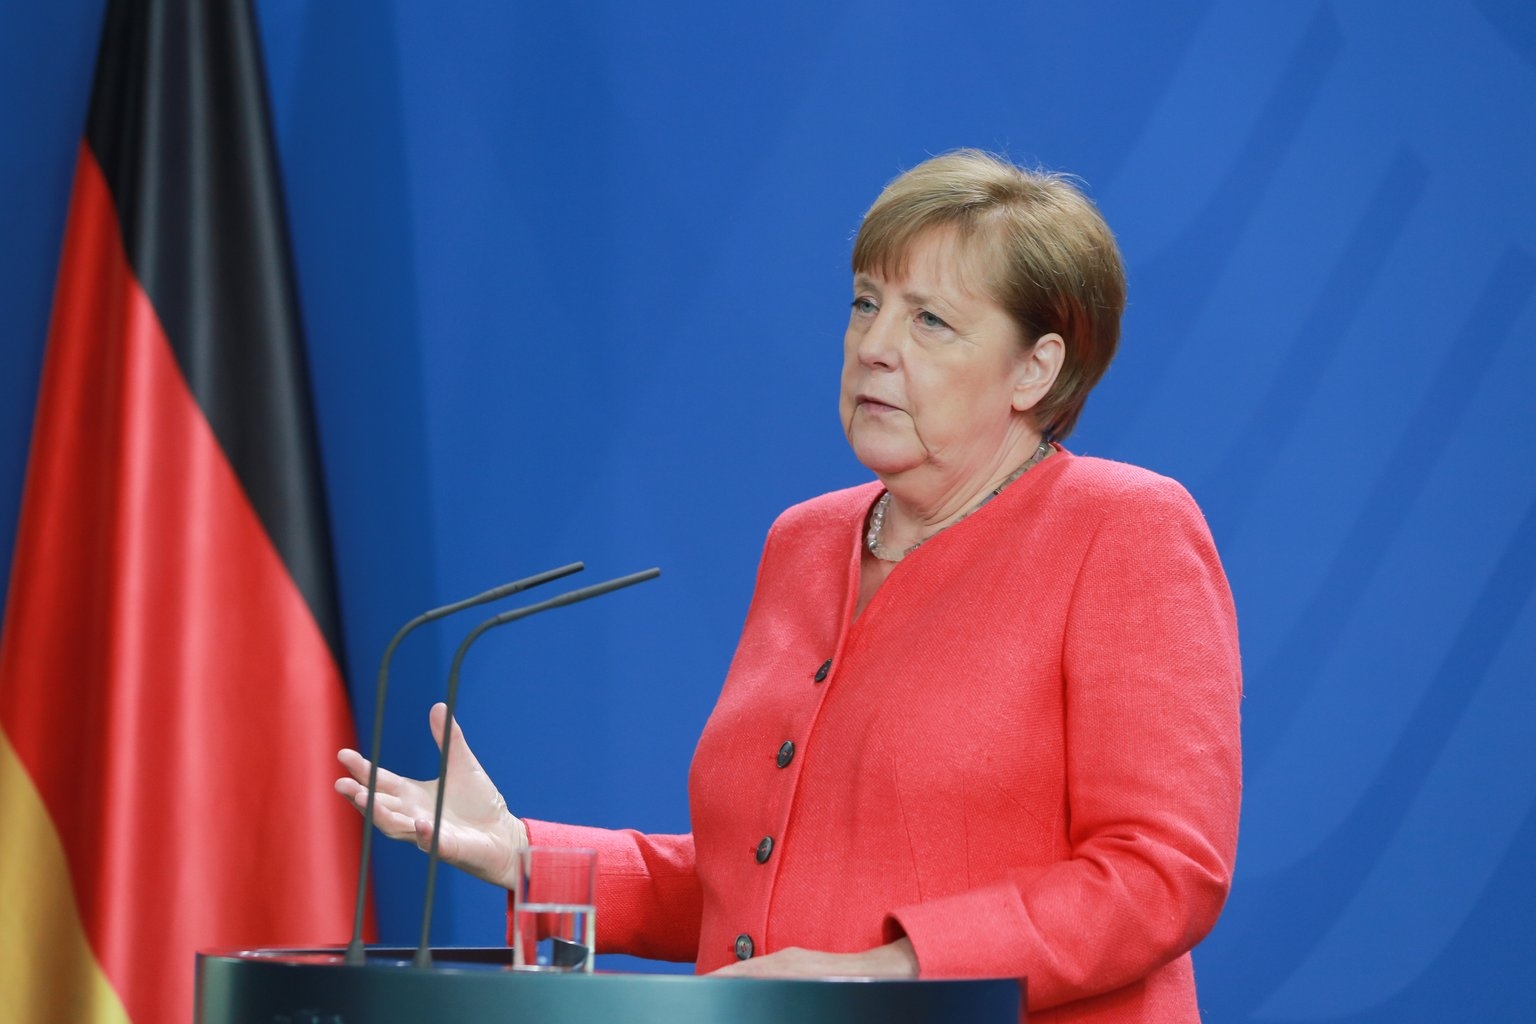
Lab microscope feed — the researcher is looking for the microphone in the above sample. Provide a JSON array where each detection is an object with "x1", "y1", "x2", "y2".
[
  {"x1": 412, "y1": 567, "x2": 662, "y2": 968},
  {"x1": 344, "y1": 562, "x2": 585, "y2": 964}
]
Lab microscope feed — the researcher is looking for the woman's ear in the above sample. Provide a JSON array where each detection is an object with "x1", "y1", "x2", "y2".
[{"x1": 1012, "y1": 333, "x2": 1064, "y2": 413}]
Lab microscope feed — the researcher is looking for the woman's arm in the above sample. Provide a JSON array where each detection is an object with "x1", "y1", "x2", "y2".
[
  {"x1": 337, "y1": 706, "x2": 703, "y2": 963},
  {"x1": 516, "y1": 820, "x2": 703, "y2": 962}
]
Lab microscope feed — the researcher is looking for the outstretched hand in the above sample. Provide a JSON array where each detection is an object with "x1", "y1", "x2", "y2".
[{"x1": 335, "y1": 702, "x2": 527, "y2": 890}]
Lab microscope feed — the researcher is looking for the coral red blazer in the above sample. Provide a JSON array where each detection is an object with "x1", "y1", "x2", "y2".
[{"x1": 526, "y1": 451, "x2": 1242, "y2": 1023}]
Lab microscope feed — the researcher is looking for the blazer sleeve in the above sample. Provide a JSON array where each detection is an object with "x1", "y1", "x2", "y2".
[
  {"x1": 512, "y1": 820, "x2": 702, "y2": 963},
  {"x1": 886, "y1": 475, "x2": 1242, "y2": 1009}
]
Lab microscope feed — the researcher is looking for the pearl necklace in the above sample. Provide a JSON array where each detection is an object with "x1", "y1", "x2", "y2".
[{"x1": 865, "y1": 442, "x2": 1053, "y2": 563}]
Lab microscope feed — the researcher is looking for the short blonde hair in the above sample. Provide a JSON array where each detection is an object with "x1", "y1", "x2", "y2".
[{"x1": 852, "y1": 150, "x2": 1125, "y2": 439}]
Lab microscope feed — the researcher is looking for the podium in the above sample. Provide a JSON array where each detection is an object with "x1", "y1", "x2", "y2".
[{"x1": 195, "y1": 947, "x2": 1023, "y2": 1023}]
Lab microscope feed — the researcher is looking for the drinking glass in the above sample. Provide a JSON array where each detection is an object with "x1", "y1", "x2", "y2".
[{"x1": 511, "y1": 846, "x2": 596, "y2": 972}]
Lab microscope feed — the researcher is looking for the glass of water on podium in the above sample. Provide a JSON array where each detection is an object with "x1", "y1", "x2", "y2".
[{"x1": 511, "y1": 847, "x2": 597, "y2": 972}]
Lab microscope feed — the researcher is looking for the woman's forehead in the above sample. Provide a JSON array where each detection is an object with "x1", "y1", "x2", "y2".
[{"x1": 857, "y1": 226, "x2": 998, "y2": 300}]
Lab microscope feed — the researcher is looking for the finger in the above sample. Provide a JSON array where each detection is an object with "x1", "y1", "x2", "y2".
[
  {"x1": 336, "y1": 748, "x2": 369, "y2": 782},
  {"x1": 369, "y1": 800, "x2": 426, "y2": 841},
  {"x1": 427, "y1": 702, "x2": 483, "y2": 773},
  {"x1": 335, "y1": 777, "x2": 366, "y2": 816},
  {"x1": 337, "y1": 748, "x2": 415, "y2": 793},
  {"x1": 709, "y1": 959, "x2": 759, "y2": 977},
  {"x1": 336, "y1": 777, "x2": 426, "y2": 840},
  {"x1": 338, "y1": 781, "x2": 409, "y2": 818},
  {"x1": 336, "y1": 777, "x2": 424, "y2": 830}
]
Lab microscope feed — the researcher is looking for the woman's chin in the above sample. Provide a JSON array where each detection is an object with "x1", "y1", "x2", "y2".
[{"x1": 848, "y1": 441, "x2": 925, "y2": 478}]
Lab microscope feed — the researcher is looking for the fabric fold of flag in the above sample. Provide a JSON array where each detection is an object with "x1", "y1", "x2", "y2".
[{"x1": 0, "y1": 2, "x2": 367, "y2": 1022}]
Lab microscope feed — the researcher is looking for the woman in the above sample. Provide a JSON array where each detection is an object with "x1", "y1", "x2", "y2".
[{"x1": 337, "y1": 150, "x2": 1242, "y2": 1023}]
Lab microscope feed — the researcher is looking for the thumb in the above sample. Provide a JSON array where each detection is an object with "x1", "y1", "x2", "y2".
[
  {"x1": 412, "y1": 815, "x2": 436, "y2": 854},
  {"x1": 427, "y1": 702, "x2": 479, "y2": 771}
]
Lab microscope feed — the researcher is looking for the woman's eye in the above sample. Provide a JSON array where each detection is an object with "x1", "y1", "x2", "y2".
[
  {"x1": 916, "y1": 310, "x2": 949, "y2": 330},
  {"x1": 851, "y1": 297, "x2": 878, "y2": 315}
]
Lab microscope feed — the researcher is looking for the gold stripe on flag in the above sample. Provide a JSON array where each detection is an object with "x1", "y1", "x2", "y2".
[{"x1": 0, "y1": 732, "x2": 132, "y2": 1024}]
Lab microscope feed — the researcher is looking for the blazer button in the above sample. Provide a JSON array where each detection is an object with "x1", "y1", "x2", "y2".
[
  {"x1": 776, "y1": 740, "x2": 795, "y2": 768},
  {"x1": 755, "y1": 835, "x2": 774, "y2": 863},
  {"x1": 735, "y1": 933, "x2": 754, "y2": 960},
  {"x1": 813, "y1": 659, "x2": 831, "y2": 682}
]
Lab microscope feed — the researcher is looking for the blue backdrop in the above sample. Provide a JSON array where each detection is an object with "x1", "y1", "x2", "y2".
[{"x1": 2, "y1": 1, "x2": 1533, "y2": 1019}]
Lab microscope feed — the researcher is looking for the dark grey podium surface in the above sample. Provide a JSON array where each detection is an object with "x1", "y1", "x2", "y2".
[{"x1": 195, "y1": 947, "x2": 1023, "y2": 1023}]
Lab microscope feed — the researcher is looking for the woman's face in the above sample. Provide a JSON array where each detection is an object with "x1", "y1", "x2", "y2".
[{"x1": 839, "y1": 228, "x2": 1043, "y2": 483}]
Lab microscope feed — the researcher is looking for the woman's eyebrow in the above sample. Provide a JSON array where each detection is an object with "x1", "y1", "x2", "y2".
[{"x1": 903, "y1": 288, "x2": 963, "y2": 316}]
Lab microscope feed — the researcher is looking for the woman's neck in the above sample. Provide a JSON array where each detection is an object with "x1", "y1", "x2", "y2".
[{"x1": 874, "y1": 432, "x2": 1050, "y2": 553}]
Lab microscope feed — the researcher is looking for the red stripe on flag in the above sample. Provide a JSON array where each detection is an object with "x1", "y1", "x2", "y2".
[{"x1": 0, "y1": 143, "x2": 362, "y2": 1023}]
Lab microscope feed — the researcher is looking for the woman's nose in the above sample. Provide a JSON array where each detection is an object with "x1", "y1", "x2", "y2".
[{"x1": 855, "y1": 310, "x2": 901, "y2": 369}]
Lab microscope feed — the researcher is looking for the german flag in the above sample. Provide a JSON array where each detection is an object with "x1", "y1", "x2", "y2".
[{"x1": 0, "y1": 2, "x2": 365, "y2": 1021}]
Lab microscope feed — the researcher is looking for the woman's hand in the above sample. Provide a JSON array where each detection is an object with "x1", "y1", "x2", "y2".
[
  {"x1": 335, "y1": 702, "x2": 527, "y2": 890},
  {"x1": 709, "y1": 938, "x2": 918, "y2": 979}
]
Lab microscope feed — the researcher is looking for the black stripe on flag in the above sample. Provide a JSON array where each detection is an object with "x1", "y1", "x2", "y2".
[{"x1": 83, "y1": 0, "x2": 346, "y2": 666}]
